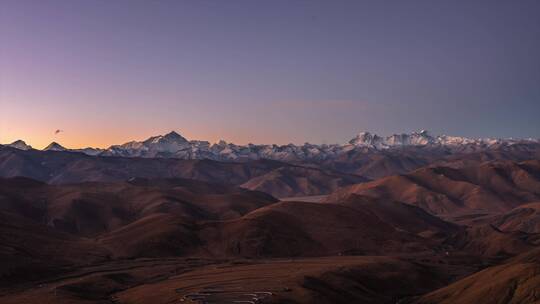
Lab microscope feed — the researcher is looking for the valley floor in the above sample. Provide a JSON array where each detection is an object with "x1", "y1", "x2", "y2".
[{"x1": 0, "y1": 253, "x2": 487, "y2": 304}]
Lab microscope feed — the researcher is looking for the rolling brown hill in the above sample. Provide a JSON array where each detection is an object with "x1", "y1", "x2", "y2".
[
  {"x1": 326, "y1": 160, "x2": 540, "y2": 216},
  {"x1": 0, "y1": 177, "x2": 277, "y2": 237},
  {"x1": 0, "y1": 255, "x2": 472, "y2": 304},
  {"x1": 0, "y1": 147, "x2": 285, "y2": 184},
  {"x1": 317, "y1": 143, "x2": 540, "y2": 180},
  {"x1": 197, "y1": 200, "x2": 454, "y2": 258},
  {"x1": 97, "y1": 200, "x2": 445, "y2": 259},
  {"x1": 432, "y1": 143, "x2": 540, "y2": 169},
  {"x1": 491, "y1": 202, "x2": 540, "y2": 233},
  {"x1": 317, "y1": 146, "x2": 439, "y2": 179},
  {"x1": 114, "y1": 256, "x2": 455, "y2": 304},
  {"x1": 443, "y1": 224, "x2": 540, "y2": 257},
  {"x1": 413, "y1": 247, "x2": 540, "y2": 304},
  {"x1": 0, "y1": 146, "x2": 368, "y2": 197},
  {"x1": 0, "y1": 176, "x2": 280, "y2": 283},
  {"x1": 334, "y1": 194, "x2": 459, "y2": 236},
  {"x1": 0, "y1": 176, "x2": 459, "y2": 262},
  {"x1": 2, "y1": 155, "x2": 540, "y2": 303},
  {"x1": 317, "y1": 144, "x2": 540, "y2": 179},
  {"x1": 240, "y1": 165, "x2": 368, "y2": 198}
]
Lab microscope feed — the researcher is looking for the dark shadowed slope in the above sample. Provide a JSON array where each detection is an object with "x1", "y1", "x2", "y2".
[
  {"x1": 197, "y1": 200, "x2": 452, "y2": 258},
  {"x1": 0, "y1": 176, "x2": 460, "y2": 274},
  {"x1": 334, "y1": 194, "x2": 459, "y2": 236},
  {"x1": 0, "y1": 146, "x2": 369, "y2": 197},
  {"x1": 414, "y1": 247, "x2": 540, "y2": 304},
  {"x1": 0, "y1": 255, "x2": 469, "y2": 304},
  {"x1": 0, "y1": 210, "x2": 108, "y2": 286},
  {"x1": 0, "y1": 177, "x2": 277, "y2": 237},
  {"x1": 0, "y1": 146, "x2": 285, "y2": 184},
  {"x1": 0, "y1": 176, "x2": 280, "y2": 284},
  {"x1": 443, "y1": 224, "x2": 540, "y2": 258},
  {"x1": 114, "y1": 256, "x2": 454, "y2": 304},
  {"x1": 326, "y1": 193, "x2": 540, "y2": 258}
]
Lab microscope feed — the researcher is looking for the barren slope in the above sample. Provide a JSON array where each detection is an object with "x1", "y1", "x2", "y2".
[{"x1": 326, "y1": 160, "x2": 540, "y2": 216}]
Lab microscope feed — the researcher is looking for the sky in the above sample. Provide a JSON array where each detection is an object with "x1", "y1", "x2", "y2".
[{"x1": 1, "y1": 0, "x2": 539, "y2": 149}]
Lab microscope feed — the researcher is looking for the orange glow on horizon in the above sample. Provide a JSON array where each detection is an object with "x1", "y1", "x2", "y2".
[{"x1": 0, "y1": 126, "x2": 302, "y2": 150}]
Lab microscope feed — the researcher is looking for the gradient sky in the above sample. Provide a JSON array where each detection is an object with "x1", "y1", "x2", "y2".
[{"x1": 1, "y1": 0, "x2": 539, "y2": 149}]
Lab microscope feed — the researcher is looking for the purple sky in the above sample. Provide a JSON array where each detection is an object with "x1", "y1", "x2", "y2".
[{"x1": 1, "y1": 0, "x2": 539, "y2": 148}]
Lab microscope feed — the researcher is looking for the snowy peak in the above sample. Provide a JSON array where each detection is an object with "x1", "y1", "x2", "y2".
[
  {"x1": 44, "y1": 142, "x2": 67, "y2": 151},
  {"x1": 348, "y1": 130, "x2": 474, "y2": 148},
  {"x1": 142, "y1": 131, "x2": 188, "y2": 146},
  {"x1": 143, "y1": 131, "x2": 189, "y2": 153},
  {"x1": 98, "y1": 129, "x2": 539, "y2": 161},
  {"x1": 7, "y1": 130, "x2": 536, "y2": 160},
  {"x1": 7, "y1": 140, "x2": 33, "y2": 150},
  {"x1": 163, "y1": 131, "x2": 187, "y2": 142},
  {"x1": 408, "y1": 130, "x2": 435, "y2": 145},
  {"x1": 72, "y1": 147, "x2": 105, "y2": 156},
  {"x1": 348, "y1": 130, "x2": 436, "y2": 148},
  {"x1": 346, "y1": 130, "x2": 539, "y2": 149},
  {"x1": 102, "y1": 131, "x2": 192, "y2": 157},
  {"x1": 349, "y1": 132, "x2": 385, "y2": 147}
]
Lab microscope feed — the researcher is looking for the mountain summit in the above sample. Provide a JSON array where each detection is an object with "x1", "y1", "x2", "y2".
[
  {"x1": 44, "y1": 142, "x2": 67, "y2": 151},
  {"x1": 103, "y1": 130, "x2": 193, "y2": 158},
  {"x1": 163, "y1": 131, "x2": 187, "y2": 142},
  {"x1": 143, "y1": 131, "x2": 188, "y2": 145},
  {"x1": 6, "y1": 140, "x2": 33, "y2": 150},
  {"x1": 349, "y1": 132, "x2": 385, "y2": 147}
]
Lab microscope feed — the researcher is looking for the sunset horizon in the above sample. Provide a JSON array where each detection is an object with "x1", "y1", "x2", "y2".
[
  {"x1": 2, "y1": 0, "x2": 539, "y2": 150},
  {"x1": 2, "y1": 127, "x2": 539, "y2": 151}
]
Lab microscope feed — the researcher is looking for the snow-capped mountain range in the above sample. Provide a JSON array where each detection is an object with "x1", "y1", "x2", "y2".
[
  {"x1": 347, "y1": 130, "x2": 504, "y2": 148},
  {"x1": 3, "y1": 130, "x2": 539, "y2": 161}
]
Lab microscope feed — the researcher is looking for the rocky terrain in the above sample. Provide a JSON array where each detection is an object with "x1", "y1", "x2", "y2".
[{"x1": 1, "y1": 132, "x2": 539, "y2": 303}]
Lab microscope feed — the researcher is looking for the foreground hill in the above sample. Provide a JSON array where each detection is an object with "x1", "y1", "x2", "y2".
[
  {"x1": 326, "y1": 194, "x2": 540, "y2": 258},
  {"x1": 0, "y1": 255, "x2": 471, "y2": 304},
  {"x1": 413, "y1": 248, "x2": 540, "y2": 304},
  {"x1": 197, "y1": 200, "x2": 449, "y2": 258},
  {"x1": 0, "y1": 177, "x2": 279, "y2": 284},
  {"x1": 0, "y1": 211, "x2": 108, "y2": 286},
  {"x1": 326, "y1": 160, "x2": 540, "y2": 216},
  {"x1": 97, "y1": 198, "x2": 456, "y2": 259},
  {"x1": 115, "y1": 256, "x2": 458, "y2": 304},
  {"x1": 0, "y1": 167, "x2": 539, "y2": 303},
  {"x1": 0, "y1": 176, "x2": 458, "y2": 262}
]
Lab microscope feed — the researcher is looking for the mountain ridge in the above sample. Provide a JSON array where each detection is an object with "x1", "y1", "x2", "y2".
[{"x1": 4, "y1": 130, "x2": 539, "y2": 161}]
